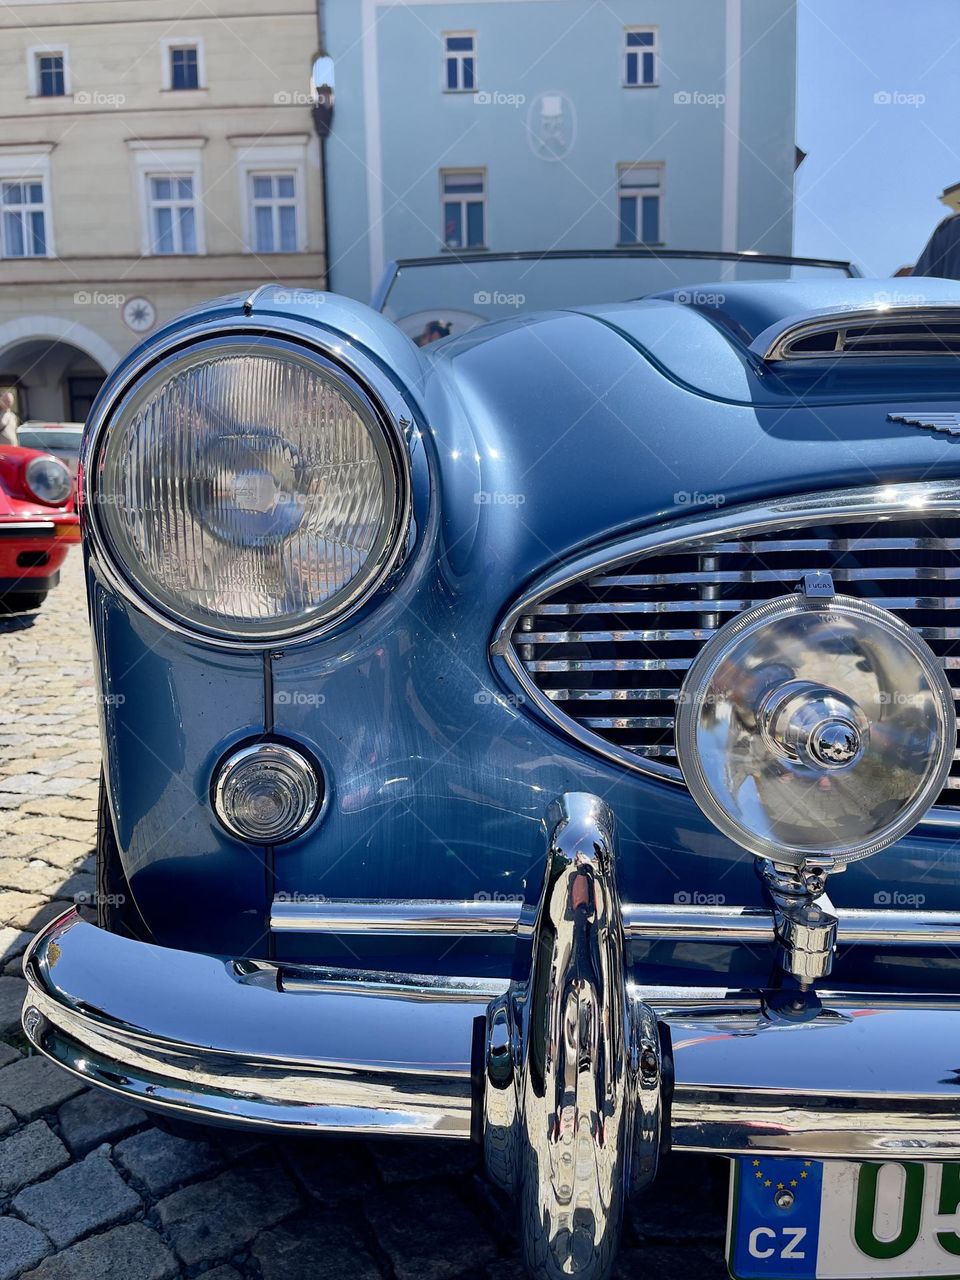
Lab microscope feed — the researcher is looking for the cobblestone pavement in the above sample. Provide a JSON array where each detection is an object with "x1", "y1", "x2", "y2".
[{"x1": 0, "y1": 553, "x2": 731, "y2": 1279}]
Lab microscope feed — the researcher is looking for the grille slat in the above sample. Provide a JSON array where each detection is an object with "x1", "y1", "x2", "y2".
[
  {"x1": 534, "y1": 596, "x2": 960, "y2": 615},
  {"x1": 524, "y1": 658, "x2": 694, "y2": 672},
  {"x1": 593, "y1": 567, "x2": 960, "y2": 586},
  {"x1": 545, "y1": 688, "x2": 679, "y2": 701},
  {"x1": 509, "y1": 511, "x2": 960, "y2": 814},
  {"x1": 523, "y1": 629, "x2": 715, "y2": 643}
]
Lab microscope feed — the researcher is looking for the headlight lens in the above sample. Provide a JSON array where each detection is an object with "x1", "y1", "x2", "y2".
[
  {"x1": 25, "y1": 456, "x2": 72, "y2": 506},
  {"x1": 92, "y1": 340, "x2": 407, "y2": 640}
]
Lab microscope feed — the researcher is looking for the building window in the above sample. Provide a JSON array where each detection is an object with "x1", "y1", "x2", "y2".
[
  {"x1": 443, "y1": 33, "x2": 476, "y2": 92},
  {"x1": 1, "y1": 181, "x2": 48, "y2": 257},
  {"x1": 624, "y1": 28, "x2": 657, "y2": 87},
  {"x1": 147, "y1": 175, "x2": 199, "y2": 254},
  {"x1": 161, "y1": 38, "x2": 205, "y2": 91},
  {"x1": 250, "y1": 173, "x2": 298, "y2": 253},
  {"x1": 442, "y1": 170, "x2": 485, "y2": 249},
  {"x1": 27, "y1": 46, "x2": 71, "y2": 97},
  {"x1": 170, "y1": 46, "x2": 199, "y2": 90},
  {"x1": 231, "y1": 138, "x2": 308, "y2": 254},
  {"x1": 618, "y1": 164, "x2": 663, "y2": 244},
  {"x1": 36, "y1": 53, "x2": 65, "y2": 97}
]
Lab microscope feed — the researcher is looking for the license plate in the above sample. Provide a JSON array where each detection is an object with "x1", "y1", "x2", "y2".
[{"x1": 727, "y1": 1157, "x2": 960, "y2": 1278}]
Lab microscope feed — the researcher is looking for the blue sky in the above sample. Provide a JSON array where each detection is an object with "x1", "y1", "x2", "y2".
[{"x1": 794, "y1": 0, "x2": 960, "y2": 276}]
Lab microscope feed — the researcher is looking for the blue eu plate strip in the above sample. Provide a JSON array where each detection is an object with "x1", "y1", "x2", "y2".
[{"x1": 729, "y1": 1156, "x2": 824, "y2": 1279}]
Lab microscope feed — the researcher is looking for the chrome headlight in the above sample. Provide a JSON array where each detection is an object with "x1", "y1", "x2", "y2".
[{"x1": 87, "y1": 337, "x2": 410, "y2": 642}]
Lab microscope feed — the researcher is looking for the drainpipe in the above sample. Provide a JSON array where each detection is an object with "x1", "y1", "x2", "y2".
[{"x1": 312, "y1": 2, "x2": 334, "y2": 290}]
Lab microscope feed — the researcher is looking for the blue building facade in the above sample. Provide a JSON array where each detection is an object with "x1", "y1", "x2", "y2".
[{"x1": 321, "y1": 0, "x2": 798, "y2": 303}]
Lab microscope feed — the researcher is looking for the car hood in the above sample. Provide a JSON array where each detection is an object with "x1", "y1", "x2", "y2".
[
  {"x1": 423, "y1": 290, "x2": 960, "y2": 598},
  {"x1": 568, "y1": 277, "x2": 960, "y2": 404}
]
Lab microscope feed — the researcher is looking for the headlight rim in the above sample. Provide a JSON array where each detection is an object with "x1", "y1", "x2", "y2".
[{"x1": 82, "y1": 322, "x2": 414, "y2": 649}]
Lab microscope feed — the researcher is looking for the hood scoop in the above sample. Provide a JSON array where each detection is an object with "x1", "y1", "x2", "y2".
[{"x1": 759, "y1": 306, "x2": 960, "y2": 362}]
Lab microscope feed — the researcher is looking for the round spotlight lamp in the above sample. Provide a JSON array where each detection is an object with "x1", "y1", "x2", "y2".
[
  {"x1": 214, "y1": 743, "x2": 320, "y2": 843},
  {"x1": 675, "y1": 588, "x2": 955, "y2": 870}
]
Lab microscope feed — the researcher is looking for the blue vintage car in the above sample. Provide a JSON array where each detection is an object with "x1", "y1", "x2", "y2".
[{"x1": 21, "y1": 249, "x2": 960, "y2": 1280}]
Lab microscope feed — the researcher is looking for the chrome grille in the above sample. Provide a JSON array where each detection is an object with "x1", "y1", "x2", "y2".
[{"x1": 506, "y1": 506, "x2": 960, "y2": 812}]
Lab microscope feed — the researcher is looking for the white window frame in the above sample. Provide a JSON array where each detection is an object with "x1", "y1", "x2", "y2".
[
  {"x1": 27, "y1": 45, "x2": 72, "y2": 98},
  {"x1": 229, "y1": 137, "x2": 309, "y2": 255},
  {"x1": 0, "y1": 149, "x2": 54, "y2": 258},
  {"x1": 129, "y1": 143, "x2": 206, "y2": 256},
  {"x1": 442, "y1": 31, "x2": 477, "y2": 93},
  {"x1": 623, "y1": 26, "x2": 658, "y2": 88},
  {"x1": 617, "y1": 162, "x2": 664, "y2": 246},
  {"x1": 440, "y1": 167, "x2": 487, "y2": 251},
  {"x1": 247, "y1": 173, "x2": 300, "y2": 255},
  {"x1": 160, "y1": 37, "x2": 206, "y2": 92}
]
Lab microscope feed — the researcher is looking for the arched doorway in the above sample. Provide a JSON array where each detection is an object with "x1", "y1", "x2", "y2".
[{"x1": 0, "y1": 317, "x2": 120, "y2": 424}]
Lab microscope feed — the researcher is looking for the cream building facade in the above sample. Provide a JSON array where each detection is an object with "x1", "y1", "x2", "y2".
[{"x1": 0, "y1": 0, "x2": 325, "y2": 422}]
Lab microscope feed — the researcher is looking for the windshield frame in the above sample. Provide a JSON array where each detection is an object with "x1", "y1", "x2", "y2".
[{"x1": 371, "y1": 247, "x2": 859, "y2": 312}]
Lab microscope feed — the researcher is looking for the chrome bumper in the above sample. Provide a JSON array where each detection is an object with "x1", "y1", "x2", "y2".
[{"x1": 22, "y1": 792, "x2": 960, "y2": 1279}]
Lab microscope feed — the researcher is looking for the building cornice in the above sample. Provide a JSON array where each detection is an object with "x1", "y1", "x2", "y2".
[
  {"x1": 0, "y1": 142, "x2": 56, "y2": 154},
  {"x1": 125, "y1": 137, "x2": 207, "y2": 151}
]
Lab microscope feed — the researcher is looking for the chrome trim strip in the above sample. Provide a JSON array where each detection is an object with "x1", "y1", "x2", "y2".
[
  {"x1": 269, "y1": 894, "x2": 960, "y2": 947},
  {"x1": 270, "y1": 896, "x2": 530, "y2": 935},
  {"x1": 752, "y1": 304, "x2": 960, "y2": 362},
  {"x1": 491, "y1": 480, "x2": 960, "y2": 828},
  {"x1": 79, "y1": 312, "x2": 417, "y2": 651}
]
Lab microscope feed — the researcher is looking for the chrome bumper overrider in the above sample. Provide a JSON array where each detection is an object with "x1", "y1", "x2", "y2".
[{"x1": 22, "y1": 791, "x2": 960, "y2": 1280}]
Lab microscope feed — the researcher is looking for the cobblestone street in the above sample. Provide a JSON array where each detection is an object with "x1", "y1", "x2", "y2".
[{"x1": 0, "y1": 554, "x2": 729, "y2": 1280}]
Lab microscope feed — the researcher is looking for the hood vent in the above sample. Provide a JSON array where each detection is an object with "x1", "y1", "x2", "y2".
[{"x1": 761, "y1": 307, "x2": 960, "y2": 361}]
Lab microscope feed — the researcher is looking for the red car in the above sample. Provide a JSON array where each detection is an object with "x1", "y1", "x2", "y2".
[{"x1": 0, "y1": 445, "x2": 80, "y2": 610}]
